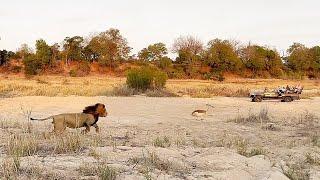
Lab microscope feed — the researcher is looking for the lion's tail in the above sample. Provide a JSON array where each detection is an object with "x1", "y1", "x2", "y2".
[{"x1": 30, "y1": 116, "x2": 53, "y2": 121}]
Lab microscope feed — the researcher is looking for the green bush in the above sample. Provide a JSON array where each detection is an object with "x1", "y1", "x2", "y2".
[
  {"x1": 23, "y1": 55, "x2": 42, "y2": 76},
  {"x1": 69, "y1": 69, "x2": 78, "y2": 77},
  {"x1": 126, "y1": 67, "x2": 167, "y2": 90},
  {"x1": 154, "y1": 70, "x2": 168, "y2": 89},
  {"x1": 126, "y1": 67, "x2": 153, "y2": 90}
]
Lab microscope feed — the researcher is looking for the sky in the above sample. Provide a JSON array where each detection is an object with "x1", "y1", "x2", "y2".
[{"x1": 0, "y1": 0, "x2": 320, "y2": 56}]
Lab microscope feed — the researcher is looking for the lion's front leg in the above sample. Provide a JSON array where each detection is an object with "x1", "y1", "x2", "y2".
[
  {"x1": 93, "y1": 124, "x2": 100, "y2": 133},
  {"x1": 82, "y1": 125, "x2": 91, "y2": 134}
]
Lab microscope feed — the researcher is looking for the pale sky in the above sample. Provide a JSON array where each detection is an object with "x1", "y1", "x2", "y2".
[{"x1": 0, "y1": 0, "x2": 319, "y2": 55}]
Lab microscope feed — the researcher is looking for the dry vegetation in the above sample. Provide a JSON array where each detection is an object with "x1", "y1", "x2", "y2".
[{"x1": 1, "y1": 75, "x2": 320, "y2": 98}]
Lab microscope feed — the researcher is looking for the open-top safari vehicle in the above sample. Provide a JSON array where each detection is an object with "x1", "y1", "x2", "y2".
[{"x1": 250, "y1": 85, "x2": 303, "y2": 102}]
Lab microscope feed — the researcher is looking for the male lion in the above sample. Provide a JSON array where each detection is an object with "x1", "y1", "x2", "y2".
[{"x1": 30, "y1": 103, "x2": 107, "y2": 134}]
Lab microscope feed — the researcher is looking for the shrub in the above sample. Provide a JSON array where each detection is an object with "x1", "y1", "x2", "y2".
[
  {"x1": 23, "y1": 55, "x2": 42, "y2": 76},
  {"x1": 10, "y1": 65, "x2": 22, "y2": 73},
  {"x1": 153, "y1": 70, "x2": 168, "y2": 89},
  {"x1": 153, "y1": 136, "x2": 171, "y2": 148},
  {"x1": 126, "y1": 68, "x2": 153, "y2": 90},
  {"x1": 69, "y1": 69, "x2": 77, "y2": 77},
  {"x1": 126, "y1": 67, "x2": 167, "y2": 90},
  {"x1": 69, "y1": 62, "x2": 91, "y2": 77}
]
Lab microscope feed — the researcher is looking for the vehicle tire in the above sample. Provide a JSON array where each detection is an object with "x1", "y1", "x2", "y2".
[
  {"x1": 253, "y1": 96, "x2": 262, "y2": 102},
  {"x1": 283, "y1": 96, "x2": 292, "y2": 102}
]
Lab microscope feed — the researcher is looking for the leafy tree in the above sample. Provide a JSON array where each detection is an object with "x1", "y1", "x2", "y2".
[
  {"x1": 35, "y1": 39, "x2": 53, "y2": 66},
  {"x1": 286, "y1": 43, "x2": 311, "y2": 72},
  {"x1": 308, "y1": 46, "x2": 320, "y2": 71},
  {"x1": 87, "y1": 28, "x2": 131, "y2": 68},
  {"x1": 204, "y1": 39, "x2": 242, "y2": 72},
  {"x1": 239, "y1": 44, "x2": 283, "y2": 76},
  {"x1": 263, "y1": 48, "x2": 283, "y2": 76},
  {"x1": 0, "y1": 50, "x2": 9, "y2": 66},
  {"x1": 0, "y1": 50, "x2": 16, "y2": 66},
  {"x1": 240, "y1": 45, "x2": 265, "y2": 73},
  {"x1": 138, "y1": 43, "x2": 168, "y2": 62},
  {"x1": 23, "y1": 54, "x2": 42, "y2": 75},
  {"x1": 82, "y1": 45, "x2": 99, "y2": 62},
  {"x1": 158, "y1": 56, "x2": 173, "y2": 71},
  {"x1": 63, "y1": 36, "x2": 84, "y2": 65}
]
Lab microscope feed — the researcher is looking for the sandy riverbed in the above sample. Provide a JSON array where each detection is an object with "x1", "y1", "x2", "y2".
[{"x1": 0, "y1": 96, "x2": 319, "y2": 179}]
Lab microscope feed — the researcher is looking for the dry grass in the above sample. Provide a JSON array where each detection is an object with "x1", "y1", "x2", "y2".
[
  {"x1": 305, "y1": 153, "x2": 320, "y2": 166},
  {"x1": 3, "y1": 131, "x2": 106, "y2": 158},
  {"x1": 230, "y1": 106, "x2": 270, "y2": 124},
  {"x1": 152, "y1": 136, "x2": 171, "y2": 148},
  {"x1": 281, "y1": 162, "x2": 310, "y2": 180},
  {"x1": 0, "y1": 75, "x2": 319, "y2": 97},
  {"x1": 53, "y1": 133, "x2": 85, "y2": 154},
  {"x1": 78, "y1": 163, "x2": 117, "y2": 180},
  {"x1": 6, "y1": 134, "x2": 39, "y2": 157},
  {"x1": 128, "y1": 151, "x2": 188, "y2": 177},
  {"x1": 0, "y1": 157, "x2": 21, "y2": 179},
  {"x1": 311, "y1": 135, "x2": 320, "y2": 147},
  {"x1": 0, "y1": 159, "x2": 66, "y2": 179},
  {"x1": 0, "y1": 119, "x2": 23, "y2": 129}
]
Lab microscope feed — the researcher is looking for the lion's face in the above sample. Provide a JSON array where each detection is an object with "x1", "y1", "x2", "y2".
[{"x1": 96, "y1": 103, "x2": 108, "y2": 117}]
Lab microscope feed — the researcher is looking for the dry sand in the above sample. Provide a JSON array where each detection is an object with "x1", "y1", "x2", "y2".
[{"x1": 0, "y1": 96, "x2": 320, "y2": 179}]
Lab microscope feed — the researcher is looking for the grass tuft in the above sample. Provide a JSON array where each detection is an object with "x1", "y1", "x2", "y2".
[
  {"x1": 231, "y1": 107, "x2": 270, "y2": 124},
  {"x1": 281, "y1": 162, "x2": 310, "y2": 180},
  {"x1": 153, "y1": 136, "x2": 171, "y2": 148},
  {"x1": 6, "y1": 134, "x2": 39, "y2": 157},
  {"x1": 79, "y1": 163, "x2": 117, "y2": 180}
]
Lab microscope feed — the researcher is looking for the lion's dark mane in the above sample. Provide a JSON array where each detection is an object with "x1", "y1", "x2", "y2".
[{"x1": 83, "y1": 103, "x2": 101, "y2": 125}]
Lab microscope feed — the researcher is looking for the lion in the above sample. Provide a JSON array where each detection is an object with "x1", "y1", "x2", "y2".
[{"x1": 30, "y1": 103, "x2": 107, "y2": 134}]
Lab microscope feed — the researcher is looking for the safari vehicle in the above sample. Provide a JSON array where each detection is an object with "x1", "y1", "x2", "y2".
[{"x1": 250, "y1": 85, "x2": 303, "y2": 102}]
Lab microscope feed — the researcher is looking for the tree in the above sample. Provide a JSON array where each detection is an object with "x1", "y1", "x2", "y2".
[
  {"x1": 35, "y1": 39, "x2": 52, "y2": 66},
  {"x1": 172, "y1": 36, "x2": 203, "y2": 77},
  {"x1": 63, "y1": 36, "x2": 84, "y2": 65},
  {"x1": 23, "y1": 54, "x2": 42, "y2": 75},
  {"x1": 87, "y1": 28, "x2": 131, "y2": 68},
  {"x1": 286, "y1": 43, "x2": 311, "y2": 72},
  {"x1": 263, "y1": 48, "x2": 283, "y2": 76},
  {"x1": 172, "y1": 36, "x2": 203, "y2": 55},
  {"x1": 308, "y1": 46, "x2": 320, "y2": 71},
  {"x1": 204, "y1": 39, "x2": 242, "y2": 72},
  {"x1": 158, "y1": 57, "x2": 173, "y2": 71},
  {"x1": 51, "y1": 43, "x2": 60, "y2": 63},
  {"x1": 82, "y1": 45, "x2": 98, "y2": 62},
  {"x1": 240, "y1": 44, "x2": 283, "y2": 76},
  {"x1": 16, "y1": 44, "x2": 32, "y2": 60},
  {"x1": 138, "y1": 43, "x2": 168, "y2": 62},
  {"x1": 0, "y1": 50, "x2": 8, "y2": 66}
]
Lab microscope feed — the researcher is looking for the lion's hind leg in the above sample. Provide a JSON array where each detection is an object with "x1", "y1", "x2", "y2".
[{"x1": 53, "y1": 118, "x2": 66, "y2": 134}]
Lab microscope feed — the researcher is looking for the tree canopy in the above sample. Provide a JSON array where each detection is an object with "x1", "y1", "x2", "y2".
[{"x1": 2, "y1": 29, "x2": 320, "y2": 79}]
